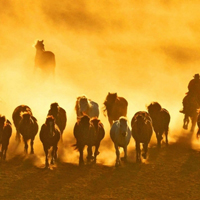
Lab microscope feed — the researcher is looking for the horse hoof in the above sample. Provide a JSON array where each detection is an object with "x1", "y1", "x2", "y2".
[
  {"x1": 142, "y1": 153, "x2": 146, "y2": 159},
  {"x1": 121, "y1": 157, "x2": 127, "y2": 162},
  {"x1": 115, "y1": 161, "x2": 121, "y2": 167},
  {"x1": 183, "y1": 125, "x2": 188, "y2": 130}
]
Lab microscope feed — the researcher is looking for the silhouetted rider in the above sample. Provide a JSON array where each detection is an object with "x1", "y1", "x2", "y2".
[{"x1": 180, "y1": 74, "x2": 200, "y2": 114}]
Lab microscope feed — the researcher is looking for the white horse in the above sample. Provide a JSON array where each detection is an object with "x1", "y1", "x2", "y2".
[
  {"x1": 75, "y1": 95, "x2": 99, "y2": 118},
  {"x1": 110, "y1": 117, "x2": 131, "y2": 166}
]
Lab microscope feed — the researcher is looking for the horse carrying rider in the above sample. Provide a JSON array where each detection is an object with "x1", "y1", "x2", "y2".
[{"x1": 180, "y1": 73, "x2": 200, "y2": 113}]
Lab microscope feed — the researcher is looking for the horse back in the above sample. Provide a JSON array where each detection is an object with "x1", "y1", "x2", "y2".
[{"x1": 88, "y1": 100, "x2": 99, "y2": 118}]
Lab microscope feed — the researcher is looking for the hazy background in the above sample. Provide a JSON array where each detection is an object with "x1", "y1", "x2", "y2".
[{"x1": 1, "y1": 0, "x2": 200, "y2": 165}]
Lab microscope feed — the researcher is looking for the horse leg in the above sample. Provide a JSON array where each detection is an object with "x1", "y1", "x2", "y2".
[
  {"x1": 79, "y1": 146, "x2": 84, "y2": 166},
  {"x1": 15, "y1": 130, "x2": 21, "y2": 143},
  {"x1": 121, "y1": 145, "x2": 128, "y2": 162},
  {"x1": 136, "y1": 142, "x2": 141, "y2": 162},
  {"x1": 155, "y1": 132, "x2": 161, "y2": 148},
  {"x1": 30, "y1": 138, "x2": 34, "y2": 154},
  {"x1": 87, "y1": 146, "x2": 93, "y2": 163},
  {"x1": 142, "y1": 143, "x2": 148, "y2": 159},
  {"x1": 165, "y1": 130, "x2": 168, "y2": 145},
  {"x1": 24, "y1": 139, "x2": 28, "y2": 154},
  {"x1": 51, "y1": 146, "x2": 58, "y2": 164},
  {"x1": 43, "y1": 146, "x2": 49, "y2": 168},
  {"x1": 191, "y1": 115, "x2": 197, "y2": 132},
  {"x1": 183, "y1": 115, "x2": 189, "y2": 130},
  {"x1": 94, "y1": 143, "x2": 100, "y2": 163},
  {"x1": 114, "y1": 144, "x2": 120, "y2": 167}
]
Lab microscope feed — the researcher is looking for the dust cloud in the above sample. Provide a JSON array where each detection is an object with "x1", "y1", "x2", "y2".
[{"x1": 1, "y1": 1, "x2": 200, "y2": 166}]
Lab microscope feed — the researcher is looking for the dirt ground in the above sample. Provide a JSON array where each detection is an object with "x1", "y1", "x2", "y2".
[{"x1": 1, "y1": 127, "x2": 200, "y2": 200}]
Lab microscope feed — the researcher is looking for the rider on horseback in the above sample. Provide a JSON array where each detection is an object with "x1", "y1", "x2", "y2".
[{"x1": 180, "y1": 73, "x2": 200, "y2": 114}]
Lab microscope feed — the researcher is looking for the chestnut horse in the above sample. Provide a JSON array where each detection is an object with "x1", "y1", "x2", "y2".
[
  {"x1": 103, "y1": 92, "x2": 128, "y2": 126},
  {"x1": 0, "y1": 116, "x2": 12, "y2": 160},
  {"x1": 73, "y1": 115, "x2": 105, "y2": 165},
  {"x1": 18, "y1": 112, "x2": 38, "y2": 154},
  {"x1": 131, "y1": 111, "x2": 153, "y2": 162},
  {"x1": 40, "y1": 115, "x2": 61, "y2": 168},
  {"x1": 12, "y1": 105, "x2": 33, "y2": 142},
  {"x1": 47, "y1": 102, "x2": 67, "y2": 141},
  {"x1": 147, "y1": 102, "x2": 170, "y2": 147}
]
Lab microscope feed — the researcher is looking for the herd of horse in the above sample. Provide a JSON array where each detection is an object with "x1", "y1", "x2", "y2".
[
  {"x1": 0, "y1": 92, "x2": 174, "y2": 168},
  {"x1": 0, "y1": 40, "x2": 199, "y2": 168}
]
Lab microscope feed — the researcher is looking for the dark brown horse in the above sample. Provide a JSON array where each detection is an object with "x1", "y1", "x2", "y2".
[
  {"x1": 40, "y1": 115, "x2": 61, "y2": 168},
  {"x1": 73, "y1": 115, "x2": 105, "y2": 165},
  {"x1": 147, "y1": 102, "x2": 170, "y2": 147},
  {"x1": 18, "y1": 112, "x2": 38, "y2": 154},
  {"x1": 0, "y1": 116, "x2": 12, "y2": 160},
  {"x1": 131, "y1": 111, "x2": 153, "y2": 162},
  {"x1": 181, "y1": 94, "x2": 199, "y2": 132},
  {"x1": 47, "y1": 102, "x2": 67, "y2": 141},
  {"x1": 34, "y1": 40, "x2": 55, "y2": 76},
  {"x1": 12, "y1": 105, "x2": 33, "y2": 142},
  {"x1": 103, "y1": 92, "x2": 128, "y2": 126}
]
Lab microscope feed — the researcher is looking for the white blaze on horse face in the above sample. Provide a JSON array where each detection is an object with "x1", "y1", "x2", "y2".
[{"x1": 119, "y1": 120, "x2": 128, "y2": 137}]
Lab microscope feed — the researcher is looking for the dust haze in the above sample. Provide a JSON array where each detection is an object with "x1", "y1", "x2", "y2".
[{"x1": 1, "y1": 1, "x2": 200, "y2": 166}]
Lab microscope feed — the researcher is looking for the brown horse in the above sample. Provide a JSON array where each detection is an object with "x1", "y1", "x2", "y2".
[
  {"x1": 40, "y1": 115, "x2": 61, "y2": 168},
  {"x1": 12, "y1": 105, "x2": 33, "y2": 142},
  {"x1": 181, "y1": 94, "x2": 199, "y2": 132},
  {"x1": 73, "y1": 115, "x2": 105, "y2": 165},
  {"x1": 47, "y1": 102, "x2": 67, "y2": 141},
  {"x1": 131, "y1": 111, "x2": 153, "y2": 162},
  {"x1": 147, "y1": 102, "x2": 170, "y2": 147},
  {"x1": 0, "y1": 116, "x2": 12, "y2": 160},
  {"x1": 103, "y1": 92, "x2": 128, "y2": 126},
  {"x1": 34, "y1": 40, "x2": 55, "y2": 76},
  {"x1": 18, "y1": 112, "x2": 38, "y2": 154}
]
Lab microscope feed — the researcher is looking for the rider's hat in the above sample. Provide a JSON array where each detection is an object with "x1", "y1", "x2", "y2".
[{"x1": 194, "y1": 74, "x2": 200, "y2": 79}]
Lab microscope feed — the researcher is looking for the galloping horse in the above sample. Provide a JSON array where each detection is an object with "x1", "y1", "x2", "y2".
[
  {"x1": 34, "y1": 40, "x2": 55, "y2": 76},
  {"x1": 12, "y1": 105, "x2": 33, "y2": 142},
  {"x1": 110, "y1": 117, "x2": 131, "y2": 166},
  {"x1": 131, "y1": 111, "x2": 153, "y2": 162},
  {"x1": 181, "y1": 94, "x2": 199, "y2": 132},
  {"x1": 0, "y1": 116, "x2": 12, "y2": 160},
  {"x1": 103, "y1": 92, "x2": 128, "y2": 126},
  {"x1": 18, "y1": 112, "x2": 38, "y2": 154},
  {"x1": 147, "y1": 102, "x2": 170, "y2": 147},
  {"x1": 47, "y1": 102, "x2": 67, "y2": 141},
  {"x1": 73, "y1": 115, "x2": 104, "y2": 165},
  {"x1": 40, "y1": 115, "x2": 61, "y2": 168},
  {"x1": 75, "y1": 95, "x2": 99, "y2": 118}
]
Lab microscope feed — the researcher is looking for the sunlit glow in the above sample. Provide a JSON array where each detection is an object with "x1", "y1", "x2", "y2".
[{"x1": 1, "y1": 1, "x2": 200, "y2": 166}]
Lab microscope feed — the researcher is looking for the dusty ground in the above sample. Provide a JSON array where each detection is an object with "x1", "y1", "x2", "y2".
[{"x1": 1, "y1": 128, "x2": 200, "y2": 200}]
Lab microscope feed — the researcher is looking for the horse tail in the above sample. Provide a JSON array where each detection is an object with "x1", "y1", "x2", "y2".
[
  {"x1": 72, "y1": 143, "x2": 79, "y2": 151},
  {"x1": 102, "y1": 106, "x2": 107, "y2": 117}
]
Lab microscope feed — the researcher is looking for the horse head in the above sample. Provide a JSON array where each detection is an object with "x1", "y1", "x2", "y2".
[
  {"x1": 35, "y1": 40, "x2": 45, "y2": 51},
  {"x1": 147, "y1": 102, "x2": 162, "y2": 117},
  {"x1": 45, "y1": 115, "x2": 55, "y2": 137},
  {"x1": 49, "y1": 102, "x2": 59, "y2": 117},
  {"x1": 119, "y1": 117, "x2": 129, "y2": 137},
  {"x1": 0, "y1": 115, "x2": 6, "y2": 127},
  {"x1": 21, "y1": 112, "x2": 32, "y2": 123}
]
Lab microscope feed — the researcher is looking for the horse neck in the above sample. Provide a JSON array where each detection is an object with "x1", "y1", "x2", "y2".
[{"x1": 36, "y1": 48, "x2": 45, "y2": 56}]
